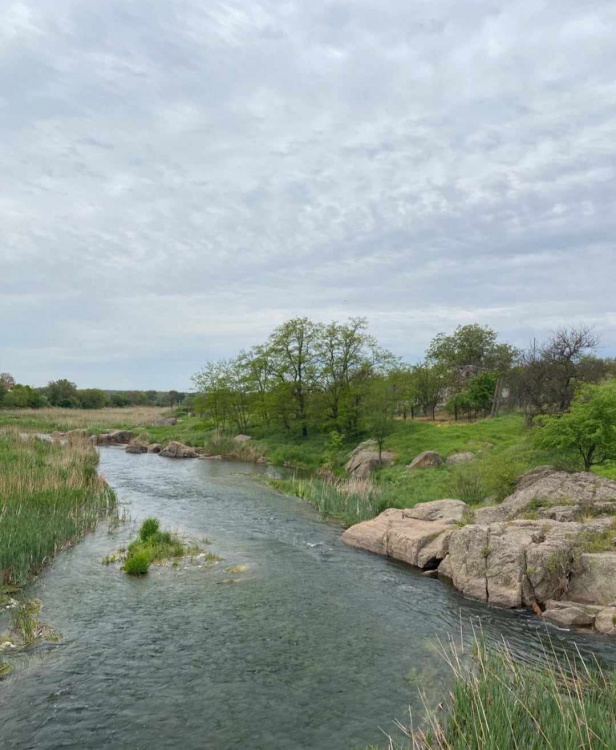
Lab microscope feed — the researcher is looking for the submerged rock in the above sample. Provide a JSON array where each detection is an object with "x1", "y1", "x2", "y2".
[{"x1": 125, "y1": 443, "x2": 147, "y2": 454}]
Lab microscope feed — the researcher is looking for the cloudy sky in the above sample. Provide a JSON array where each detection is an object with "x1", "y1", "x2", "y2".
[{"x1": 2, "y1": 0, "x2": 616, "y2": 389}]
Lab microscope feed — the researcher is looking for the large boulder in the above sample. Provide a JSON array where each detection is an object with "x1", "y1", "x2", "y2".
[
  {"x1": 233, "y1": 434, "x2": 252, "y2": 443},
  {"x1": 543, "y1": 605, "x2": 595, "y2": 628},
  {"x1": 406, "y1": 451, "x2": 443, "y2": 471},
  {"x1": 345, "y1": 443, "x2": 394, "y2": 478},
  {"x1": 403, "y1": 499, "x2": 467, "y2": 524},
  {"x1": 595, "y1": 607, "x2": 616, "y2": 635},
  {"x1": 108, "y1": 430, "x2": 134, "y2": 445},
  {"x1": 482, "y1": 468, "x2": 616, "y2": 523},
  {"x1": 147, "y1": 443, "x2": 162, "y2": 454},
  {"x1": 341, "y1": 508, "x2": 455, "y2": 569},
  {"x1": 446, "y1": 452, "x2": 475, "y2": 465},
  {"x1": 160, "y1": 441, "x2": 199, "y2": 459},
  {"x1": 567, "y1": 553, "x2": 616, "y2": 606}
]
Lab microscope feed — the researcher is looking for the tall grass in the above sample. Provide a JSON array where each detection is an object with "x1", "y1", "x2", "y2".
[
  {"x1": 366, "y1": 637, "x2": 616, "y2": 750},
  {"x1": 204, "y1": 432, "x2": 266, "y2": 463},
  {"x1": 0, "y1": 430, "x2": 116, "y2": 585},
  {"x1": 405, "y1": 637, "x2": 616, "y2": 750},
  {"x1": 270, "y1": 475, "x2": 382, "y2": 526},
  {"x1": 0, "y1": 406, "x2": 172, "y2": 433}
]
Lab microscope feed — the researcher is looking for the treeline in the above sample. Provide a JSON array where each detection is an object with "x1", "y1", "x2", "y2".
[
  {"x1": 191, "y1": 318, "x2": 614, "y2": 438},
  {"x1": 0, "y1": 375, "x2": 185, "y2": 410}
]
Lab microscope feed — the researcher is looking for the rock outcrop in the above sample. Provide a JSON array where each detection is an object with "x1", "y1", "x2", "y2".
[
  {"x1": 406, "y1": 451, "x2": 443, "y2": 471},
  {"x1": 345, "y1": 440, "x2": 395, "y2": 478},
  {"x1": 95, "y1": 431, "x2": 134, "y2": 446},
  {"x1": 341, "y1": 467, "x2": 616, "y2": 635},
  {"x1": 159, "y1": 441, "x2": 199, "y2": 458}
]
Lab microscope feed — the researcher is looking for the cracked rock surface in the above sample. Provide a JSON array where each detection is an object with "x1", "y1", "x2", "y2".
[{"x1": 341, "y1": 468, "x2": 616, "y2": 635}]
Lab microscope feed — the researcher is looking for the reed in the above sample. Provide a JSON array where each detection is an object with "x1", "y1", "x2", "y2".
[
  {"x1": 0, "y1": 430, "x2": 116, "y2": 585},
  {"x1": 376, "y1": 635, "x2": 616, "y2": 750}
]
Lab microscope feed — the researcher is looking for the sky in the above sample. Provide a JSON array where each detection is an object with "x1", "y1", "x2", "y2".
[{"x1": 2, "y1": 0, "x2": 616, "y2": 390}]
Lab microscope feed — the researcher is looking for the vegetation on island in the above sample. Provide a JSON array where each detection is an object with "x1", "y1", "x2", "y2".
[{"x1": 103, "y1": 518, "x2": 218, "y2": 575}]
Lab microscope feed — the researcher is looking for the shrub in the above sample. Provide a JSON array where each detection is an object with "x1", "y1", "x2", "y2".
[
  {"x1": 139, "y1": 518, "x2": 160, "y2": 541},
  {"x1": 124, "y1": 551, "x2": 150, "y2": 575},
  {"x1": 448, "y1": 467, "x2": 488, "y2": 505}
]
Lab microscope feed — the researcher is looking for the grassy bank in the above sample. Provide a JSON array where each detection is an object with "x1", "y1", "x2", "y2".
[
  {"x1": 0, "y1": 430, "x2": 116, "y2": 586},
  {"x1": 366, "y1": 639, "x2": 616, "y2": 750}
]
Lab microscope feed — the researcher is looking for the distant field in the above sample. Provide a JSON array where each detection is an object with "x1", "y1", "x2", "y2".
[{"x1": 0, "y1": 406, "x2": 173, "y2": 433}]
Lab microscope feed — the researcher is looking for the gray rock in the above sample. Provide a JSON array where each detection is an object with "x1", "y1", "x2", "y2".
[
  {"x1": 567, "y1": 553, "x2": 616, "y2": 606},
  {"x1": 446, "y1": 452, "x2": 475, "y2": 465},
  {"x1": 345, "y1": 448, "x2": 395, "y2": 478},
  {"x1": 159, "y1": 441, "x2": 199, "y2": 458},
  {"x1": 125, "y1": 443, "x2": 147, "y2": 454},
  {"x1": 595, "y1": 607, "x2": 616, "y2": 635},
  {"x1": 498, "y1": 469, "x2": 616, "y2": 520},
  {"x1": 543, "y1": 606, "x2": 595, "y2": 628},
  {"x1": 403, "y1": 499, "x2": 467, "y2": 525},
  {"x1": 154, "y1": 417, "x2": 178, "y2": 426},
  {"x1": 233, "y1": 434, "x2": 252, "y2": 443},
  {"x1": 406, "y1": 451, "x2": 443, "y2": 471},
  {"x1": 107, "y1": 430, "x2": 134, "y2": 445},
  {"x1": 341, "y1": 509, "x2": 453, "y2": 569}
]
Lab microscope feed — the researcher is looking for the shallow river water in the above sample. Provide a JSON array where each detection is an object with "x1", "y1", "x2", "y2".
[{"x1": 3, "y1": 449, "x2": 616, "y2": 750}]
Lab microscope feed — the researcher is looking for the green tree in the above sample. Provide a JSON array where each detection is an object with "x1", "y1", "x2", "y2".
[
  {"x1": 268, "y1": 318, "x2": 317, "y2": 438},
  {"x1": 4, "y1": 384, "x2": 47, "y2": 408},
  {"x1": 145, "y1": 390, "x2": 158, "y2": 404},
  {"x1": 78, "y1": 388, "x2": 107, "y2": 409},
  {"x1": 363, "y1": 379, "x2": 396, "y2": 460},
  {"x1": 534, "y1": 381, "x2": 616, "y2": 471},
  {"x1": 46, "y1": 379, "x2": 80, "y2": 408},
  {"x1": 414, "y1": 362, "x2": 447, "y2": 420}
]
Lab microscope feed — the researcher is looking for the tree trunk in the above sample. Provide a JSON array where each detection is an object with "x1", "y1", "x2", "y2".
[{"x1": 490, "y1": 376, "x2": 502, "y2": 418}]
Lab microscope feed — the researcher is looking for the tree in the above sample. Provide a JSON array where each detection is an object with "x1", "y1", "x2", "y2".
[
  {"x1": 78, "y1": 388, "x2": 107, "y2": 409},
  {"x1": 0, "y1": 372, "x2": 15, "y2": 392},
  {"x1": 534, "y1": 381, "x2": 616, "y2": 471},
  {"x1": 517, "y1": 328, "x2": 600, "y2": 421},
  {"x1": 363, "y1": 380, "x2": 396, "y2": 460},
  {"x1": 414, "y1": 363, "x2": 447, "y2": 420},
  {"x1": 4, "y1": 384, "x2": 47, "y2": 409},
  {"x1": 145, "y1": 390, "x2": 158, "y2": 404},
  {"x1": 45, "y1": 379, "x2": 80, "y2": 408},
  {"x1": 267, "y1": 318, "x2": 317, "y2": 438}
]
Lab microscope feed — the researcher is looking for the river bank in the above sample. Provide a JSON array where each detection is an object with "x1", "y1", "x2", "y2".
[{"x1": 3, "y1": 447, "x2": 616, "y2": 750}]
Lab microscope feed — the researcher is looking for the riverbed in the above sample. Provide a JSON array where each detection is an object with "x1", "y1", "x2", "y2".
[{"x1": 3, "y1": 449, "x2": 616, "y2": 749}]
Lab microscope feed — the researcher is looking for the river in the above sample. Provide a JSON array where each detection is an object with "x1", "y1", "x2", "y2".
[{"x1": 3, "y1": 449, "x2": 616, "y2": 749}]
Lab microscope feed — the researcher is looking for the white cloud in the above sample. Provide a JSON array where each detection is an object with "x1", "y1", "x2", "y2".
[{"x1": 2, "y1": 0, "x2": 616, "y2": 387}]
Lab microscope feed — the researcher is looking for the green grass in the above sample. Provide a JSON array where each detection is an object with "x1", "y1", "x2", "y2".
[
  {"x1": 363, "y1": 639, "x2": 616, "y2": 750},
  {"x1": 0, "y1": 430, "x2": 117, "y2": 586},
  {"x1": 120, "y1": 518, "x2": 205, "y2": 575}
]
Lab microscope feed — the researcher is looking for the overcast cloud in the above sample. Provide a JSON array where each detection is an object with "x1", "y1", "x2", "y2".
[{"x1": 2, "y1": 0, "x2": 616, "y2": 389}]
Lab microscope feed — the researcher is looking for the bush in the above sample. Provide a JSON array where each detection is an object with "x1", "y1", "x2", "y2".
[
  {"x1": 124, "y1": 551, "x2": 150, "y2": 575},
  {"x1": 448, "y1": 467, "x2": 488, "y2": 505},
  {"x1": 139, "y1": 518, "x2": 160, "y2": 541}
]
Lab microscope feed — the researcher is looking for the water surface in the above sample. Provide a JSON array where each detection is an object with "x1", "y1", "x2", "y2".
[{"x1": 3, "y1": 449, "x2": 616, "y2": 750}]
